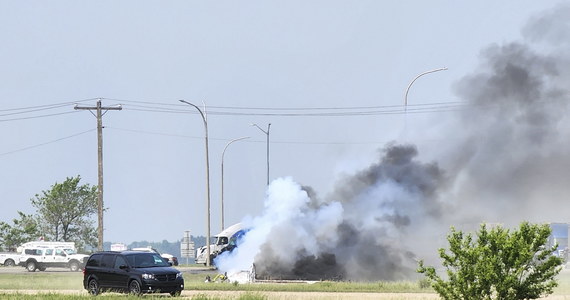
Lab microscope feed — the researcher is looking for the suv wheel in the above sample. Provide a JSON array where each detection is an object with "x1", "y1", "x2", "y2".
[
  {"x1": 88, "y1": 278, "x2": 100, "y2": 295},
  {"x1": 26, "y1": 261, "x2": 37, "y2": 272},
  {"x1": 4, "y1": 259, "x2": 15, "y2": 267},
  {"x1": 69, "y1": 261, "x2": 79, "y2": 272},
  {"x1": 128, "y1": 279, "x2": 141, "y2": 296}
]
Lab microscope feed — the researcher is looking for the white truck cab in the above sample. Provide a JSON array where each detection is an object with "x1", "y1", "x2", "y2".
[{"x1": 196, "y1": 223, "x2": 244, "y2": 265}]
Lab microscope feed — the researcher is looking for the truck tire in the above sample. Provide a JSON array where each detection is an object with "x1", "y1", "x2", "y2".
[
  {"x1": 69, "y1": 261, "x2": 79, "y2": 272},
  {"x1": 26, "y1": 261, "x2": 37, "y2": 272},
  {"x1": 4, "y1": 259, "x2": 15, "y2": 267}
]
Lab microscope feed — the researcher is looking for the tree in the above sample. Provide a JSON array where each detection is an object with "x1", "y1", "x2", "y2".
[
  {"x1": 31, "y1": 176, "x2": 98, "y2": 251},
  {"x1": 0, "y1": 212, "x2": 39, "y2": 251},
  {"x1": 418, "y1": 222, "x2": 563, "y2": 300}
]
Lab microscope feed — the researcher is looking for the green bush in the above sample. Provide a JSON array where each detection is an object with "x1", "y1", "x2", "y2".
[{"x1": 418, "y1": 222, "x2": 564, "y2": 300}]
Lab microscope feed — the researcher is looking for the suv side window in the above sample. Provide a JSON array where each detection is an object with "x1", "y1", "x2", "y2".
[
  {"x1": 87, "y1": 254, "x2": 101, "y2": 267},
  {"x1": 114, "y1": 255, "x2": 127, "y2": 269},
  {"x1": 25, "y1": 249, "x2": 43, "y2": 255},
  {"x1": 45, "y1": 249, "x2": 54, "y2": 256},
  {"x1": 55, "y1": 249, "x2": 65, "y2": 256},
  {"x1": 101, "y1": 254, "x2": 115, "y2": 268}
]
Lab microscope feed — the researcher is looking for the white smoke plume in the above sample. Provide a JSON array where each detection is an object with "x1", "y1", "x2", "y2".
[
  {"x1": 217, "y1": 145, "x2": 446, "y2": 281},
  {"x1": 217, "y1": 4, "x2": 570, "y2": 281}
]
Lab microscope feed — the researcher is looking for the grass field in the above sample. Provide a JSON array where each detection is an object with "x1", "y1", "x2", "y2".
[
  {"x1": 1, "y1": 267, "x2": 570, "y2": 299},
  {"x1": 0, "y1": 268, "x2": 432, "y2": 293}
]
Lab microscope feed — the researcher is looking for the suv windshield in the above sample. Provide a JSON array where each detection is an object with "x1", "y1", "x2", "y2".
[{"x1": 126, "y1": 253, "x2": 170, "y2": 268}]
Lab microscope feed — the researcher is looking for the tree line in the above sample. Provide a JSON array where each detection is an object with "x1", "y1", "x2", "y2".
[
  {"x1": 0, "y1": 175, "x2": 211, "y2": 255},
  {"x1": 0, "y1": 176, "x2": 97, "y2": 252}
]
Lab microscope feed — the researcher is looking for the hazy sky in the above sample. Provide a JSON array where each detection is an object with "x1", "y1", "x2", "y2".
[{"x1": 0, "y1": 1, "x2": 564, "y2": 244}]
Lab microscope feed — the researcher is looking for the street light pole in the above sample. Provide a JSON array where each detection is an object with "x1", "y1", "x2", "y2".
[
  {"x1": 251, "y1": 123, "x2": 271, "y2": 186},
  {"x1": 404, "y1": 67, "x2": 448, "y2": 111},
  {"x1": 179, "y1": 99, "x2": 212, "y2": 267},
  {"x1": 221, "y1": 136, "x2": 249, "y2": 231}
]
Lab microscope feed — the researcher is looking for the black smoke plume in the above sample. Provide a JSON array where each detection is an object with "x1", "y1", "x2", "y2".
[{"x1": 217, "y1": 5, "x2": 570, "y2": 281}]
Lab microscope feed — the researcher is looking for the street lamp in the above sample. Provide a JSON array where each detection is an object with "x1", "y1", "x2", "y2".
[
  {"x1": 251, "y1": 123, "x2": 271, "y2": 186},
  {"x1": 221, "y1": 136, "x2": 250, "y2": 231},
  {"x1": 179, "y1": 99, "x2": 212, "y2": 267},
  {"x1": 404, "y1": 67, "x2": 448, "y2": 111}
]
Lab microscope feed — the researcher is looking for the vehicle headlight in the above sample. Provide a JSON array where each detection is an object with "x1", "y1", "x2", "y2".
[
  {"x1": 142, "y1": 273, "x2": 155, "y2": 280},
  {"x1": 176, "y1": 272, "x2": 183, "y2": 279}
]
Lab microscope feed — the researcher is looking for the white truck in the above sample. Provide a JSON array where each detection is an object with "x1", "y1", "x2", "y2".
[
  {"x1": 17, "y1": 241, "x2": 89, "y2": 272},
  {"x1": 196, "y1": 223, "x2": 245, "y2": 265},
  {"x1": 0, "y1": 252, "x2": 21, "y2": 267}
]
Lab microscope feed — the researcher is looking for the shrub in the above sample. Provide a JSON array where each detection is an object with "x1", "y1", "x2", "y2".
[{"x1": 418, "y1": 222, "x2": 563, "y2": 300}]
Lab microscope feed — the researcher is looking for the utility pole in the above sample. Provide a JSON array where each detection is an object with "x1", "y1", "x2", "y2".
[{"x1": 74, "y1": 99, "x2": 122, "y2": 251}]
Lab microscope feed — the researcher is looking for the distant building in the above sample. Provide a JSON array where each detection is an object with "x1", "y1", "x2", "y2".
[{"x1": 110, "y1": 243, "x2": 128, "y2": 251}]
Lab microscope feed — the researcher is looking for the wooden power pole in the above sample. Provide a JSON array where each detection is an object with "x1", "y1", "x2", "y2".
[{"x1": 74, "y1": 99, "x2": 122, "y2": 251}]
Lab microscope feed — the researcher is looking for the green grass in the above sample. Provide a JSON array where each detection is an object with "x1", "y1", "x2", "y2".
[
  {"x1": 0, "y1": 272, "x2": 83, "y2": 290},
  {"x1": 0, "y1": 293, "x2": 269, "y2": 300},
  {"x1": 189, "y1": 293, "x2": 267, "y2": 300},
  {"x1": 2, "y1": 267, "x2": 570, "y2": 298},
  {"x1": 0, "y1": 268, "x2": 432, "y2": 293}
]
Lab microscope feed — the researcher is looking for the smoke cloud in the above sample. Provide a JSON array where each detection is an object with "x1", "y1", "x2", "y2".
[{"x1": 216, "y1": 5, "x2": 570, "y2": 281}]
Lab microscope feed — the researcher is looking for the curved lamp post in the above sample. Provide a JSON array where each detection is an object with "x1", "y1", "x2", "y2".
[
  {"x1": 251, "y1": 123, "x2": 271, "y2": 186},
  {"x1": 221, "y1": 136, "x2": 250, "y2": 231},
  {"x1": 404, "y1": 67, "x2": 448, "y2": 111},
  {"x1": 179, "y1": 99, "x2": 212, "y2": 267}
]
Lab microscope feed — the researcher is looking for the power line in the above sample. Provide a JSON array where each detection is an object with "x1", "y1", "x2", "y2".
[
  {"x1": 118, "y1": 101, "x2": 471, "y2": 117},
  {"x1": 0, "y1": 98, "x2": 98, "y2": 122},
  {"x1": 0, "y1": 98, "x2": 96, "y2": 112},
  {"x1": 0, "y1": 97, "x2": 519, "y2": 120},
  {"x1": 3, "y1": 95, "x2": 569, "y2": 120},
  {"x1": 0, "y1": 103, "x2": 72, "y2": 116},
  {"x1": 105, "y1": 127, "x2": 383, "y2": 145},
  {"x1": 108, "y1": 97, "x2": 465, "y2": 110},
  {"x1": 0, "y1": 125, "x2": 386, "y2": 159},
  {"x1": 0, "y1": 111, "x2": 80, "y2": 122},
  {"x1": 0, "y1": 129, "x2": 95, "y2": 156},
  {"x1": 113, "y1": 99, "x2": 468, "y2": 116},
  {"x1": 103, "y1": 96, "x2": 570, "y2": 116}
]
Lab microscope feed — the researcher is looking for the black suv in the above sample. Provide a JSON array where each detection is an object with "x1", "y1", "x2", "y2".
[{"x1": 83, "y1": 251, "x2": 184, "y2": 296}]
